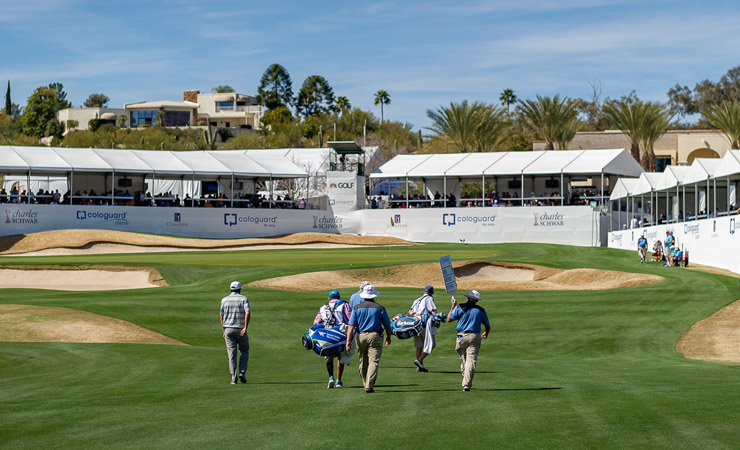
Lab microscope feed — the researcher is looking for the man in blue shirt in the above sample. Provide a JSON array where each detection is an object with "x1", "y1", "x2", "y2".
[
  {"x1": 447, "y1": 290, "x2": 490, "y2": 392},
  {"x1": 349, "y1": 281, "x2": 370, "y2": 310},
  {"x1": 345, "y1": 285, "x2": 392, "y2": 393},
  {"x1": 637, "y1": 234, "x2": 648, "y2": 264}
]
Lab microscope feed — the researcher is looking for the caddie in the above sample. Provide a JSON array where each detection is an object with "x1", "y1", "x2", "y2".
[
  {"x1": 313, "y1": 290, "x2": 352, "y2": 388},
  {"x1": 408, "y1": 285, "x2": 438, "y2": 372},
  {"x1": 447, "y1": 289, "x2": 490, "y2": 392},
  {"x1": 220, "y1": 281, "x2": 251, "y2": 385},
  {"x1": 345, "y1": 285, "x2": 391, "y2": 393}
]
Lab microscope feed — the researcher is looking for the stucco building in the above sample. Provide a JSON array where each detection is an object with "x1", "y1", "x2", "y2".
[
  {"x1": 57, "y1": 90, "x2": 264, "y2": 133},
  {"x1": 534, "y1": 130, "x2": 731, "y2": 171}
]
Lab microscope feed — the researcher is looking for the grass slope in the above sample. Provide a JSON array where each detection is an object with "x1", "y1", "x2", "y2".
[{"x1": 0, "y1": 243, "x2": 738, "y2": 449}]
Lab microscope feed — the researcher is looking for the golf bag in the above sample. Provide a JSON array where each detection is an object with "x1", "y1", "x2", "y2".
[
  {"x1": 302, "y1": 323, "x2": 348, "y2": 357},
  {"x1": 390, "y1": 314, "x2": 423, "y2": 339}
]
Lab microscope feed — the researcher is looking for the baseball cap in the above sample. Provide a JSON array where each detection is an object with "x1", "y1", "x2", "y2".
[
  {"x1": 230, "y1": 281, "x2": 242, "y2": 291},
  {"x1": 329, "y1": 289, "x2": 340, "y2": 299},
  {"x1": 360, "y1": 280, "x2": 370, "y2": 290},
  {"x1": 464, "y1": 289, "x2": 482, "y2": 301},
  {"x1": 359, "y1": 284, "x2": 379, "y2": 299},
  {"x1": 424, "y1": 285, "x2": 434, "y2": 293}
]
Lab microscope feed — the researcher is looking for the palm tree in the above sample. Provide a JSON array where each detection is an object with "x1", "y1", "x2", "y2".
[
  {"x1": 499, "y1": 89, "x2": 517, "y2": 115},
  {"x1": 604, "y1": 100, "x2": 673, "y2": 170},
  {"x1": 335, "y1": 96, "x2": 351, "y2": 113},
  {"x1": 639, "y1": 103, "x2": 674, "y2": 171},
  {"x1": 517, "y1": 95, "x2": 580, "y2": 150},
  {"x1": 702, "y1": 101, "x2": 740, "y2": 148},
  {"x1": 426, "y1": 101, "x2": 508, "y2": 152},
  {"x1": 374, "y1": 90, "x2": 391, "y2": 122},
  {"x1": 603, "y1": 100, "x2": 642, "y2": 162}
]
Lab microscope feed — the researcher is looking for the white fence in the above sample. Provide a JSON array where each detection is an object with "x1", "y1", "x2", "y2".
[
  {"x1": 1, "y1": 204, "x2": 603, "y2": 247},
  {"x1": 607, "y1": 217, "x2": 740, "y2": 274}
]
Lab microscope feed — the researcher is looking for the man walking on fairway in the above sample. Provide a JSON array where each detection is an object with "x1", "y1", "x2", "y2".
[
  {"x1": 448, "y1": 290, "x2": 490, "y2": 391},
  {"x1": 409, "y1": 285, "x2": 437, "y2": 372},
  {"x1": 349, "y1": 281, "x2": 370, "y2": 310},
  {"x1": 220, "y1": 281, "x2": 251, "y2": 384},
  {"x1": 637, "y1": 234, "x2": 648, "y2": 264},
  {"x1": 345, "y1": 285, "x2": 391, "y2": 393}
]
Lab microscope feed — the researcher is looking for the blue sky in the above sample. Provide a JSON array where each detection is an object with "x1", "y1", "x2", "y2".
[{"x1": 2, "y1": 0, "x2": 740, "y2": 129}]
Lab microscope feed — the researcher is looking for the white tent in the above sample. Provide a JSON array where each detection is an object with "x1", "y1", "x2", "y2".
[
  {"x1": 370, "y1": 149, "x2": 643, "y2": 207},
  {"x1": 0, "y1": 146, "x2": 308, "y2": 205}
]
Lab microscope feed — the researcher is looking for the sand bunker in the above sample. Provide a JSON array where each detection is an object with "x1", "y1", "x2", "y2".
[
  {"x1": 0, "y1": 230, "x2": 413, "y2": 256},
  {"x1": 677, "y1": 299, "x2": 740, "y2": 365},
  {"x1": 248, "y1": 260, "x2": 663, "y2": 292},
  {"x1": 0, "y1": 268, "x2": 164, "y2": 291},
  {"x1": 0, "y1": 304, "x2": 185, "y2": 345}
]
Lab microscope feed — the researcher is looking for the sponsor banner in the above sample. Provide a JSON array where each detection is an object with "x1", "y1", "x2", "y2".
[
  {"x1": 0, "y1": 204, "x2": 340, "y2": 239},
  {"x1": 326, "y1": 171, "x2": 359, "y2": 211},
  {"x1": 1, "y1": 204, "x2": 602, "y2": 247},
  {"x1": 608, "y1": 216, "x2": 740, "y2": 274},
  {"x1": 336, "y1": 206, "x2": 600, "y2": 246}
]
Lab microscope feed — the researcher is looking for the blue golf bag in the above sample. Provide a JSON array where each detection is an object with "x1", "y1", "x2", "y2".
[
  {"x1": 390, "y1": 315, "x2": 423, "y2": 339},
  {"x1": 302, "y1": 323, "x2": 348, "y2": 357}
]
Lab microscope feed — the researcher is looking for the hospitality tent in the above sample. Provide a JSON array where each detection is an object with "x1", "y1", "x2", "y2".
[
  {"x1": 370, "y1": 149, "x2": 643, "y2": 207},
  {"x1": 0, "y1": 146, "x2": 308, "y2": 206}
]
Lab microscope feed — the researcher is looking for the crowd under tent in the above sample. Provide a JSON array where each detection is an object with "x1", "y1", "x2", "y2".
[
  {"x1": 370, "y1": 148, "x2": 643, "y2": 207},
  {"x1": 0, "y1": 146, "x2": 308, "y2": 207}
]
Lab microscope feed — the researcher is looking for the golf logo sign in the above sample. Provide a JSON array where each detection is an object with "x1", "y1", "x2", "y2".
[
  {"x1": 224, "y1": 213, "x2": 277, "y2": 228},
  {"x1": 534, "y1": 211, "x2": 565, "y2": 227},
  {"x1": 5, "y1": 209, "x2": 38, "y2": 224}
]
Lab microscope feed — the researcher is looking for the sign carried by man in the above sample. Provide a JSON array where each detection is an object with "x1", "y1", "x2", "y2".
[{"x1": 439, "y1": 255, "x2": 457, "y2": 295}]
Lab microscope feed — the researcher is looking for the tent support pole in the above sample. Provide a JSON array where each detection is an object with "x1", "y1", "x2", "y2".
[
  {"x1": 70, "y1": 170, "x2": 74, "y2": 205},
  {"x1": 230, "y1": 173, "x2": 234, "y2": 208},
  {"x1": 192, "y1": 174, "x2": 195, "y2": 207},
  {"x1": 443, "y1": 176, "x2": 447, "y2": 207},
  {"x1": 112, "y1": 170, "x2": 115, "y2": 205},
  {"x1": 560, "y1": 173, "x2": 564, "y2": 206},
  {"x1": 405, "y1": 176, "x2": 409, "y2": 209},
  {"x1": 521, "y1": 174, "x2": 524, "y2": 206},
  {"x1": 694, "y1": 183, "x2": 698, "y2": 220},
  {"x1": 713, "y1": 178, "x2": 717, "y2": 217},
  {"x1": 481, "y1": 175, "x2": 485, "y2": 206},
  {"x1": 269, "y1": 175, "x2": 273, "y2": 209},
  {"x1": 600, "y1": 173, "x2": 604, "y2": 207},
  {"x1": 27, "y1": 169, "x2": 31, "y2": 204},
  {"x1": 728, "y1": 176, "x2": 731, "y2": 215}
]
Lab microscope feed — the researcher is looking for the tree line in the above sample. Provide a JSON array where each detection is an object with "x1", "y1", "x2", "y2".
[{"x1": 4, "y1": 65, "x2": 740, "y2": 171}]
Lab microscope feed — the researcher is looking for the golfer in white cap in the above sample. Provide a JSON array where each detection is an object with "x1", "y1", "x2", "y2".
[
  {"x1": 349, "y1": 281, "x2": 371, "y2": 310},
  {"x1": 447, "y1": 289, "x2": 490, "y2": 391},
  {"x1": 220, "y1": 281, "x2": 251, "y2": 384}
]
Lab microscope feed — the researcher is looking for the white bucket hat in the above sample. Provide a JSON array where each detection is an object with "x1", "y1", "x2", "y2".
[
  {"x1": 464, "y1": 289, "x2": 481, "y2": 301},
  {"x1": 359, "y1": 284, "x2": 379, "y2": 299},
  {"x1": 230, "y1": 281, "x2": 242, "y2": 291}
]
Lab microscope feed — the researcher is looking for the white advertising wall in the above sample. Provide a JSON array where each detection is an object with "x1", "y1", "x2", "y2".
[
  {"x1": 339, "y1": 205, "x2": 600, "y2": 246},
  {"x1": 1, "y1": 204, "x2": 601, "y2": 246},
  {"x1": 0, "y1": 204, "x2": 340, "y2": 239},
  {"x1": 607, "y1": 217, "x2": 740, "y2": 274}
]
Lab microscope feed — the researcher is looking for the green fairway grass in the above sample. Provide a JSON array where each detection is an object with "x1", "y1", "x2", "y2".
[{"x1": 1, "y1": 243, "x2": 739, "y2": 449}]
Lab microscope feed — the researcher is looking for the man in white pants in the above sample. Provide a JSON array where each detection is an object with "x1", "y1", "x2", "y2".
[
  {"x1": 220, "y1": 281, "x2": 251, "y2": 385},
  {"x1": 447, "y1": 290, "x2": 490, "y2": 391},
  {"x1": 409, "y1": 285, "x2": 437, "y2": 372}
]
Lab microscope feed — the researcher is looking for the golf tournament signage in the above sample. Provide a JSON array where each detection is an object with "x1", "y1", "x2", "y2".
[
  {"x1": 0, "y1": 204, "x2": 601, "y2": 247},
  {"x1": 439, "y1": 255, "x2": 457, "y2": 295}
]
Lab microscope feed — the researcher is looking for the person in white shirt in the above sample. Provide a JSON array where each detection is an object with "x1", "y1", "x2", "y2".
[{"x1": 408, "y1": 285, "x2": 437, "y2": 372}]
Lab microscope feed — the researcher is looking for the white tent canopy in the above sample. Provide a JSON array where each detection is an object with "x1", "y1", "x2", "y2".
[
  {"x1": 0, "y1": 146, "x2": 308, "y2": 179},
  {"x1": 714, "y1": 150, "x2": 740, "y2": 178},
  {"x1": 371, "y1": 149, "x2": 643, "y2": 179}
]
